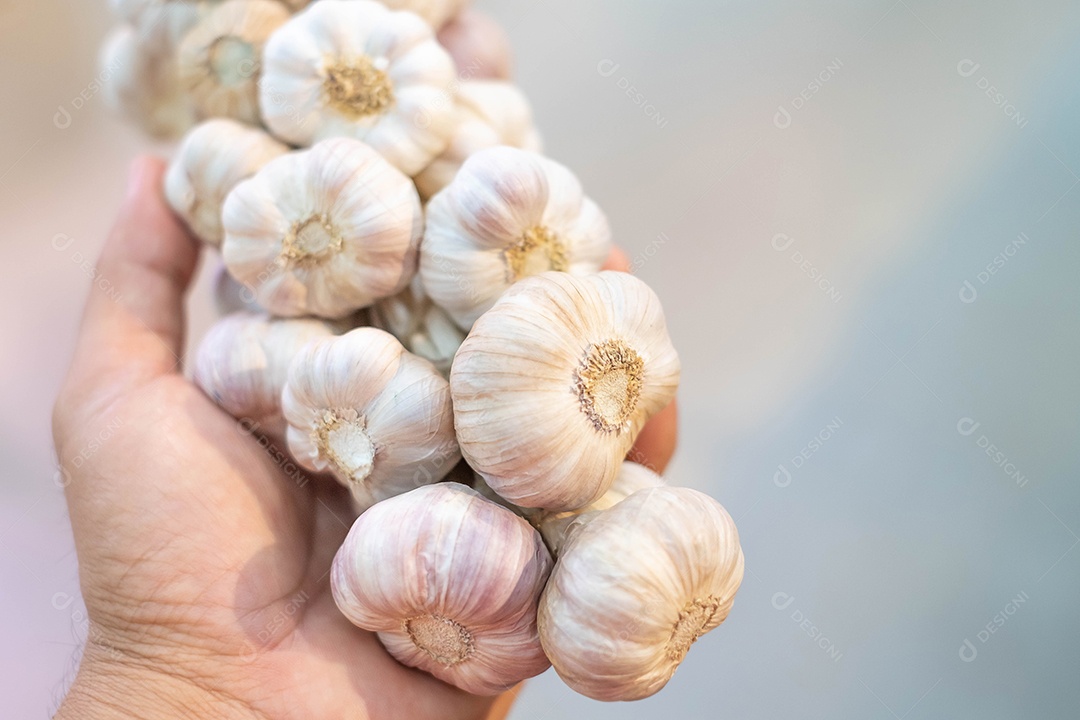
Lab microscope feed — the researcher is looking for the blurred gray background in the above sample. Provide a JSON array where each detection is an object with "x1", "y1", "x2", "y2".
[{"x1": 2, "y1": 0, "x2": 1079, "y2": 717}]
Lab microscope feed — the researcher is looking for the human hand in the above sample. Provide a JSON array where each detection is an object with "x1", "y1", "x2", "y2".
[{"x1": 51, "y1": 157, "x2": 677, "y2": 719}]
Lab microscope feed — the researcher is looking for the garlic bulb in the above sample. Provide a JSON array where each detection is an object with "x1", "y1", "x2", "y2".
[
  {"x1": 222, "y1": 137, "x2": 422, "y2": 319},
  {"x1": 282, "y1": 327, "x2": 460, "y2": 509},
  {"x1": 414, "y1": 81, "x2": 542, "y2": 200},
  {"x1": 193, "y1": 312, "x2": 338, "y2": 438},
  {"x1": 369, "y1": 276, "x2": 465, "y2": 376},
  {"x1": 100, "y1": 25, "x2": 196, "y2": 139},
  {"x1": 538, "y1": 486, "x2": 745, "y2": 701},
  {"x1": 165, "y1": 119, "x2": 288, "y2": 247},
  {"x1": 331, "y1": 482, "x2": 552, "y2": 695},
  {"x1": 259, "y1": 0, "x2": 457, "y2": 175},
  {"x1": 530, "y1": 460, "x2": 664, "y2": 550},
  {"x1": 451, "y1": 271, "x2": 679, "y2": 510},
  {"x1": 420, "y1": 146, "x2": 611, "y2": 329},
  {"x1": 178, "y1": 0, "x2": 291, "y2": 124}
]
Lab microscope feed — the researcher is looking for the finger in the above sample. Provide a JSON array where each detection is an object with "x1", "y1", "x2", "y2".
[
  {"x1": 437, "y1": 9, "x2": 513, "y2": 80},
  {"x1": 66, "y1": 155, "x2": 200, "y2": 397},
  {"x1": 602, "y1": 245, "x2": 679, "y2": 473}
]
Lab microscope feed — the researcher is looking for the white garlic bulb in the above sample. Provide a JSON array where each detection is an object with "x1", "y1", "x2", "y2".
[
  {"x1": 259, "y1": 0, "x2": 457, "y2": 175},
  {"x1": 193, "y1": 312, "x2": 338, "y2": 438},
  {"x1": 369, "y1": 276, "x2": 465, "y2": 376},
  {"x1": 178, "y1": 0, "x2": 291, "y2": 124},
  {"x1": 165, "y1": 119, "x2": 288, "y2": 247},
  {"x1": 414, "y1": 81, "x2": 542, "y2": 200},
  {"x1": 451, "y1": 271, "x2": 680, "y2": 510},
  {"x1": 100, "y1": 25, "x2": 197, "y2": 139},
  {"x1": 530, "y1": 460, "x2": 664, "y2": 550},
  {"x1": 538, "y1": 486, "x2": 745, "y2": 701},
  {"x1": 331, "y1": 482, "x2": 552, "y2": 695},
  {"x1": 420, "y1": 146, "x2": 611, "y2": 329},
  {"x1": 222, "y1": 137, "x2": 422, "y2": 319},
  {"x1": 282, "y1": 327, "x2": 460, "y2": 509}
]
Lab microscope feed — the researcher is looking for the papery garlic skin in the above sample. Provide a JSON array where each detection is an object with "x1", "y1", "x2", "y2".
[
  {"x1": 222, "y1": 137, "x2": 422, "y2": 318},
  {"x1": 369, "y1": 276, "x2": 465, "y2": 376},
  {"x1": 531, "y1": 460, "x2": 664, "y2": 550},
  {"x1": 450, "y1": 271, "x2": 679, "y2": 510},
  {"x1": 100, "y1": 25, "x2": 197, "y2": 139},
  {"x1": 414, "y1": 81, "x2": 541, "y2": 200},
  {"x1": 178, "y1": 0, "x2": 291, "y2": 124},
  {"x1": 282, "y1": 327, "x2": 460, "y2": 509},
  {"x1": 193, "y1": 312, "x2": 337, "y2": 438},
  {"x1": 538, "y1": 486, "x2": 745, "y2": 701},
  {"x1": 420, "y1": 146, "x2": 610, "y2": 330},
  {"x1": 331, "y1": 483, "x2": 552, "y2": 695},
  {"x1": 166, "y1": 119, "x2": 288, "y2": 247},
  {"x1": 259, "y1": 0, "x2": 457, "y2": 175}
]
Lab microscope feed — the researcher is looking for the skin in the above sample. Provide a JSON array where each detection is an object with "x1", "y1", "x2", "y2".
[{"x1": 51, "y1": 157, "x2": 678, "y2": 719}]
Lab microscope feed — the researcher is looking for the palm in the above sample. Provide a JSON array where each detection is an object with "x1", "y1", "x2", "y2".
[{"x1": 64, "y1": 371, "x2": 498, "y2": 720}]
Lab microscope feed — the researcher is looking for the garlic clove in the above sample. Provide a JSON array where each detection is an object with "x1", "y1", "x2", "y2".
[
  {"x1": 450, "y1": 271, "x2": 680, "y2": 510},
  {"x1": 178, "y1": 0, "x2": 291, "y2": 125},
  {"x1": 221, "y1": 136, "x2": 422, "y2": 319},
  {"x1": 538, "y1": 486, "x2": 745, "y2": 701},
  {"x1": 531, "y1": 460, "x2": 664, "y2": 551},
  {"x1": 165, "y1": 119, "x2": 288, "y2": 247},
  {"x1": 420, "y1": 146, "x2": 611, "y2": 329},
  {"x1": 331, "y1": 482, "x2": 552, "y2": 695},
  {"x1": 369, "y1": 276, "x2": 465, "y2": 377},
  {"x1": 282, "y1": 327, "x2": 460, "y2": 509},
  {"x1": 100, "y1": 25, "x2": 197, "y2": 139},
  {"x1": 259, "y1": 0, "x2": 457, "y2": 175},
  {"x1": 414, "y1": 80, "x2": 542, "y2": 201},
  {"x1": 193, "y1": 312, "x2": 338, "y2": 439}
]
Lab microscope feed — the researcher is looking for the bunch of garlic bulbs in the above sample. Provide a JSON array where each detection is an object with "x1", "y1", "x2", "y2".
[{"x1": 103, "y1": 0, "x2": 744, "y2": 702}]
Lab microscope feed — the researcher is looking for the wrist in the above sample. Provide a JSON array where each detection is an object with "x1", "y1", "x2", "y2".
[{"x1": 55, "y1": 641, "x2": 258, "y2": 720}]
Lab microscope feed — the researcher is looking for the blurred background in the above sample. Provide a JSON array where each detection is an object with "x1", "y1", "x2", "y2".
[{"x1": 3, "y1": 0, "x2": 1079, "y2": 717}]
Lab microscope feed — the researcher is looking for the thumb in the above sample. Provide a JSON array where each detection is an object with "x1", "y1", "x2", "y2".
[{"x1": 61, "y1": 155, "x2": 201, "y2": 409}]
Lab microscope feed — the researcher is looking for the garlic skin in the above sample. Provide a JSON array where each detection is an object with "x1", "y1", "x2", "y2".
[
  {"x1": 538, "y1": 486, "x2": 745, "y2": 701},
  {"x1": 222, "y1": 137, "x2": 422, "y2": 319},
  {"x1": 165, "y1": 119, "x2": 288, "y2": 247},
  {"x1": 450, "y1": 271, "x2": 679, "y2": 510},
  {"x1": 531, "y1": 460, "x2": 664, "y2": 550},
  {"x1": 259, "y1": 0, "x2": 457, "y2": 175},
  {"x1": 369, "y1": 276, "x2": 465, "y2": 377},
  {"x1": 193, "y1": 312, "x2": 338, "y2": 439},
  {"x1": 178, "y1": 0, "x2": 291, "y2": 124},
  {"x1": 282, "y1": 327, "x2": 460, "y2": 509},
  {"x1": 414, "y1": 81, "x2": 542, "y2": 200},
  {"x1": 331, "y1": 483, "x2": 552, "y2": 695},
  {"x1": 420, "y1": 146, "x2": 611, "y2": 330},
  {"x1": 100, "y1": 25, "x2": 197, "y2": 139}
]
